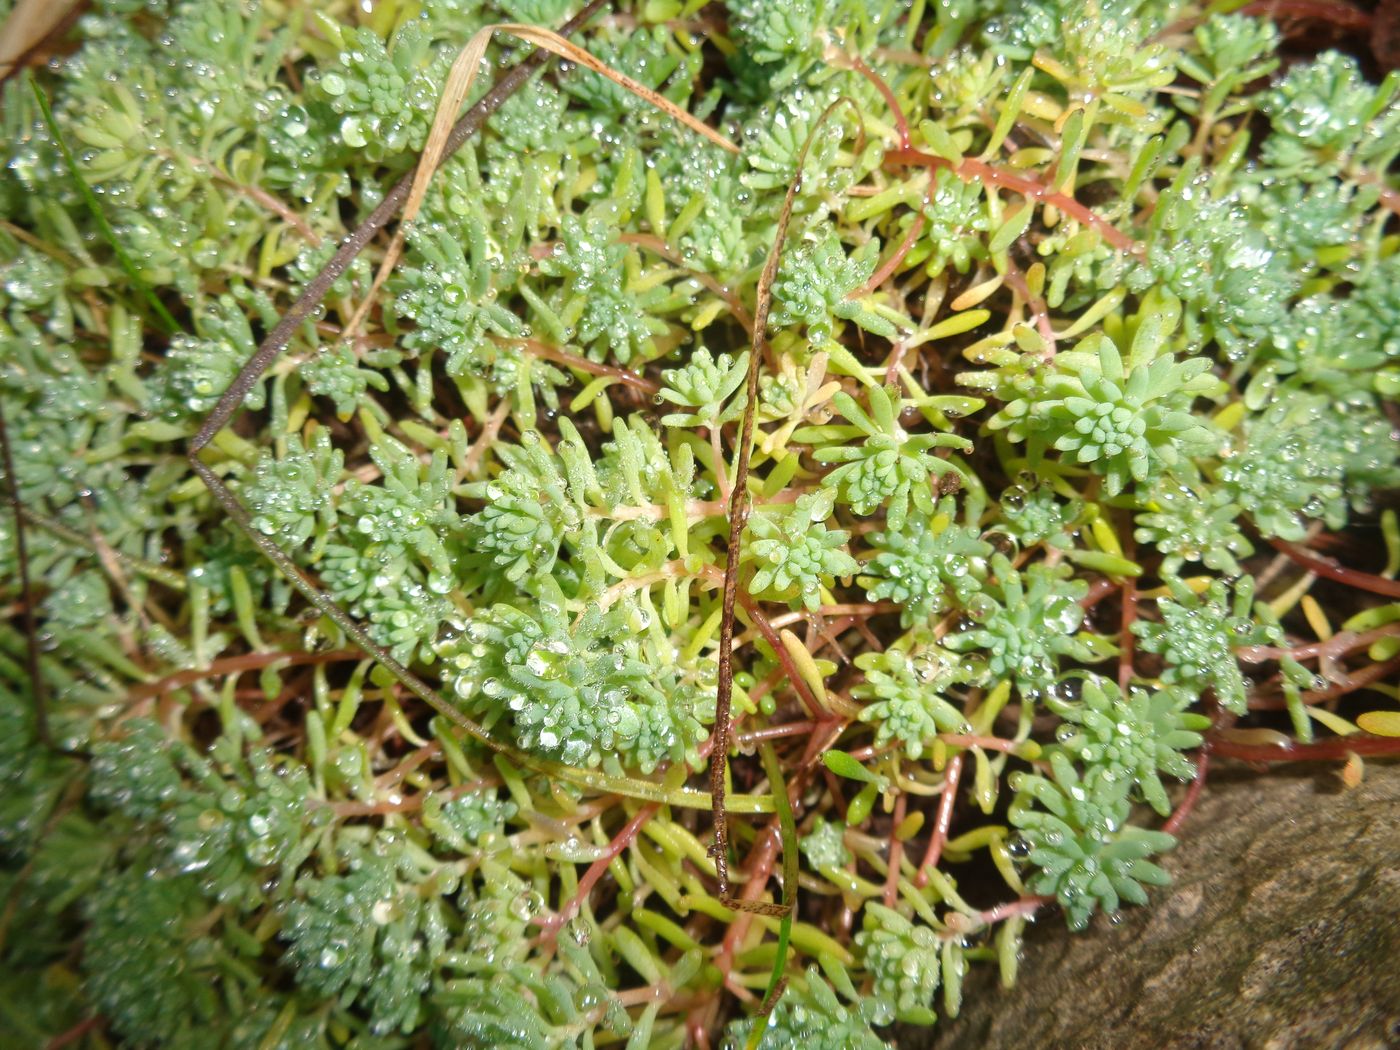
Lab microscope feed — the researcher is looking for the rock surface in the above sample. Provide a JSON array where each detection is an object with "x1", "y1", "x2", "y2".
[{"x1": 923, "y1": 761, "x2": 1400, "y2": 1050}]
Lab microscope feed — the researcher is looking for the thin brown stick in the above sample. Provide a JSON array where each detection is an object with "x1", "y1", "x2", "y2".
[{"x1": 708, "y1": 97, "x2": 858, "y2": 889}]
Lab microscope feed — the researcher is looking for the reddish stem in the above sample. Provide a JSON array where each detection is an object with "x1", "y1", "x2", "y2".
[
  {"x1": 1162, "y1": 748, "x2": 1210, "y2": 837},
  {"x1": 915, "y1": 753, "x2": 963, "y2": 887},
  {"x1": 1081, "y1": 575, "x2": 1119, "y2": 609},
  {"x1": 1250, "y1": 655, "x2": 1400, "y2": 710},
  {"x1": 851, "y1": 212, "x2": 926, "y2": 298},
  {"x1": 735, "y1": 721, "x2": 818, "y2": 747},
  {"x1": 1238, "y1": 623, "x2": 1400, "y2": 663},
  {"x1": 738, "y1": 595, "x2": 826, "y2": 719},
  {"x1": 128, "y1": 648, "x2": 360, "y2": 700},
  {"x1": 939, "y1": 734, "x2": 1023, "y2": 755},
  {"x1": 537, "y1": 802, "x2": 660, "y2": 947},
  {"x1": 976, "y1": 894, "x2": 1053, "y2": 927},
  {"x1": 883, "y1": 792, "x2": 907, "y2": 907},
  {"x1": 848, "y1": 55, "x2": 911, "y2": 149},
  {"x1": 45, "y1": 1016, "x2": 103, "y2": 1050},
  {"x1": 1208, "y1": 732, "x2": 1400, "y2": 762},
  {"x1": 1265, "y1": 537, "x2": 1400, "y2": 599},
  {"x1": 886, "y1": 148, "x2": 1142, "y2": 254},
  {"x1": 511, "y1": 337, "x2": 659, "y2": 395}
]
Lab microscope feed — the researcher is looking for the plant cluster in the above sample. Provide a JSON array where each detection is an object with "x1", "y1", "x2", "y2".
[{"x1": 2, "y1": 0, "x2": 1399, "y2": 1046}]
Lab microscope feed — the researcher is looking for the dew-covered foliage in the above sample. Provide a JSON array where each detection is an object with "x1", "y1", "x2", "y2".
[{"x1": 2, "y1": 0, "x2": 1399, "y2": 1045}]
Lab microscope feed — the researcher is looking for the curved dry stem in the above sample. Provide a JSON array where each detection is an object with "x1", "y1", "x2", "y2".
[{"x1": 705, "y1": 91, "x2": 860, "y2": 885}]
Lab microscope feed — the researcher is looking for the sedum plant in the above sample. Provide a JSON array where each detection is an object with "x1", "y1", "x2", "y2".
[{"x1": 2, "y1": 0, "x2": 1399, "y2": 1046}]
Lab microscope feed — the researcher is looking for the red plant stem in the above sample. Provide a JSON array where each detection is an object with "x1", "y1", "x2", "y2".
[
  {"x1": 45, "y1": 1015, "x2": 103, "y2": 1050},
  {"x1": 851, "y1": 211, "x2": 926, "y2": 298},
  {"x1": 510, "y1": 337, "x2": 659, "y2": 394},
  {"x1": 128, "y1": 648, "x2": 360, "y2": 700},
  {"x1": 915, "y1": 752, "x2": 964, "y2": 887},
  {"x1": 938, "y1": 734, "x2": 1023, "y2": 755},
  {"x1": 1081, "y1": 574, "x2": 1119, "y2": 609},
  {"x1": 1238, "y1": 623, "x2": 1400, "y2": 663},
  {"x1": 735, "y1": 721, "x2": 818, "y2": 746},
  {"x1": 1208, "y1": 731, "x2": 1400, "y2": 762},
  {"x1": 375, "y1": 742, "x2": 443, "y2": 787},
  {"x1": 1119, "y1": 529, "x2": 1137, "y2": 691},
  {"x1": 738, "y1": 594, "x2": 826, "y2": 719},
  {"x1": 883, "y1": 792, "x2": 907, "y2": 907},
  {"x1": 1265, "y1": 537, "x2": 1400, "y2": 598},
  {"x1": 1162, "y1": 747, "x2": 1210, "y2": 837},
  {"x1": 849, "y1": 54, "x2": 912, "y2": 148},
  {"x1": 766, "y1": 602, "x2": 900, "y2": 630},
  {"x1": 1250, "y1": 655, "x2": 1400, "y2": 710},
  {"x1": 538, "y1": 802, "x2": 660, "y2": 947},
  {"x1": 886, "y1": 148, "x2": 1142, "y2": 254},
  {"x1": 975, "y1": 894, "x2": 1054, "y2": 927}
]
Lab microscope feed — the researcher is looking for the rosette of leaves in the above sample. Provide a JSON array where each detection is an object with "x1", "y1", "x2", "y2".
[
  {"x1": 991, "y1": 297, "x2": 1223, "y2": 495},
  {"x1": 747, "y1": 491, "x2": 859, "y2": 611},
  {"x1": 862, "y1": 494, "x2": 992, "y2": 625},
  {"x1": 301, "y1": 343, "x2": 391, "y2": 420},
  {"x1": 1134, "y1": 172, "x2": 1299, "y2": 358},
  {"x1": 769, "y1": 230, "x2": 896, "y2": 342},
  {"x1": 1249, "y1": 294, "x2": 1389, "y2": 402},
  {"x1": 727, "y1": 0, "x2": 877, "y2": 89},
  {"x1": 162, "y1": 741, "x2": 324, "y2": 911},
  {"x1": 1047, "y1": 675, "x2": 1209, "y2": 815},
  {"x1": 80, "y1": 869, "x2": 232, "y2": 1048},
  {"x1": 338, "y1": 435, "x2": 458, "y2": 585},
  {"x1": 1132, "y1": 575, "x2": 1281, "y2": 714},
  {"x1": 799, "y1": 815, "x2": 853, "y2": 872},
  {"x1": 1132, "y1": 479, "x2": 1253, "y2": 576},
  {"x1": 312, "y1": 20, "x2": 453, "y2": 158},
  {"x1": 855, "y1": 903, "x2": 948, "y2": 1025},
  {"x1": 537, "y1": 213, "x2": 669, "y2": 364},
  {"x1": 723, "y1": 966, "x2": 886, "y2": 1050},
  {"x1": 741, "y1": 83, "x2": 858, "y2": 194},
  {"x1": 388, "y1": 223, "x2": 527, "y2": 380},
  {"x1": 146, "y1": 294, "x2": 267, "y2": 422},
  {"x1": 944, "y1": 555, "x2": 1096, "y2": 697},
  {"x1": 854, "y1": 639, "x2": 973, "y2": 759},
  {"x1": 1009, "y1": 752, "x2": 1177, "y2": 931},
  {"x1": 435, "y1": 581, "x2": 710, "y2": 773},
  {"x1": 921, "y1": 167, "x2": 992, "y2": 276},
  {"x1": 1257, "y1": 51, "x2": 1400, "y2": 178},
  {"x1": 241, "y1": 427, "x2": 344, "y2": 554},
  {"x1": 795, "y1": 385, "x2": 971, "y2": 531},
  {"x1": 422, "y1": 789, "x2": 518, "y2": 855},
  {"x1": 462, "y1": 426, "x2": 589, "y2": 589},
  {"x1": 281, "y1": 845, "x2": 450, "y2": 1035},
  {"x1": 996, "y1": 479, "x2": 1083, "y2": 549},
  {"x1": 657, "y1": 348, "x2": 749, "y2": 428},
  {"x1": 1219, "y1": 391, "x2": 1400, "y2": 541}
]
